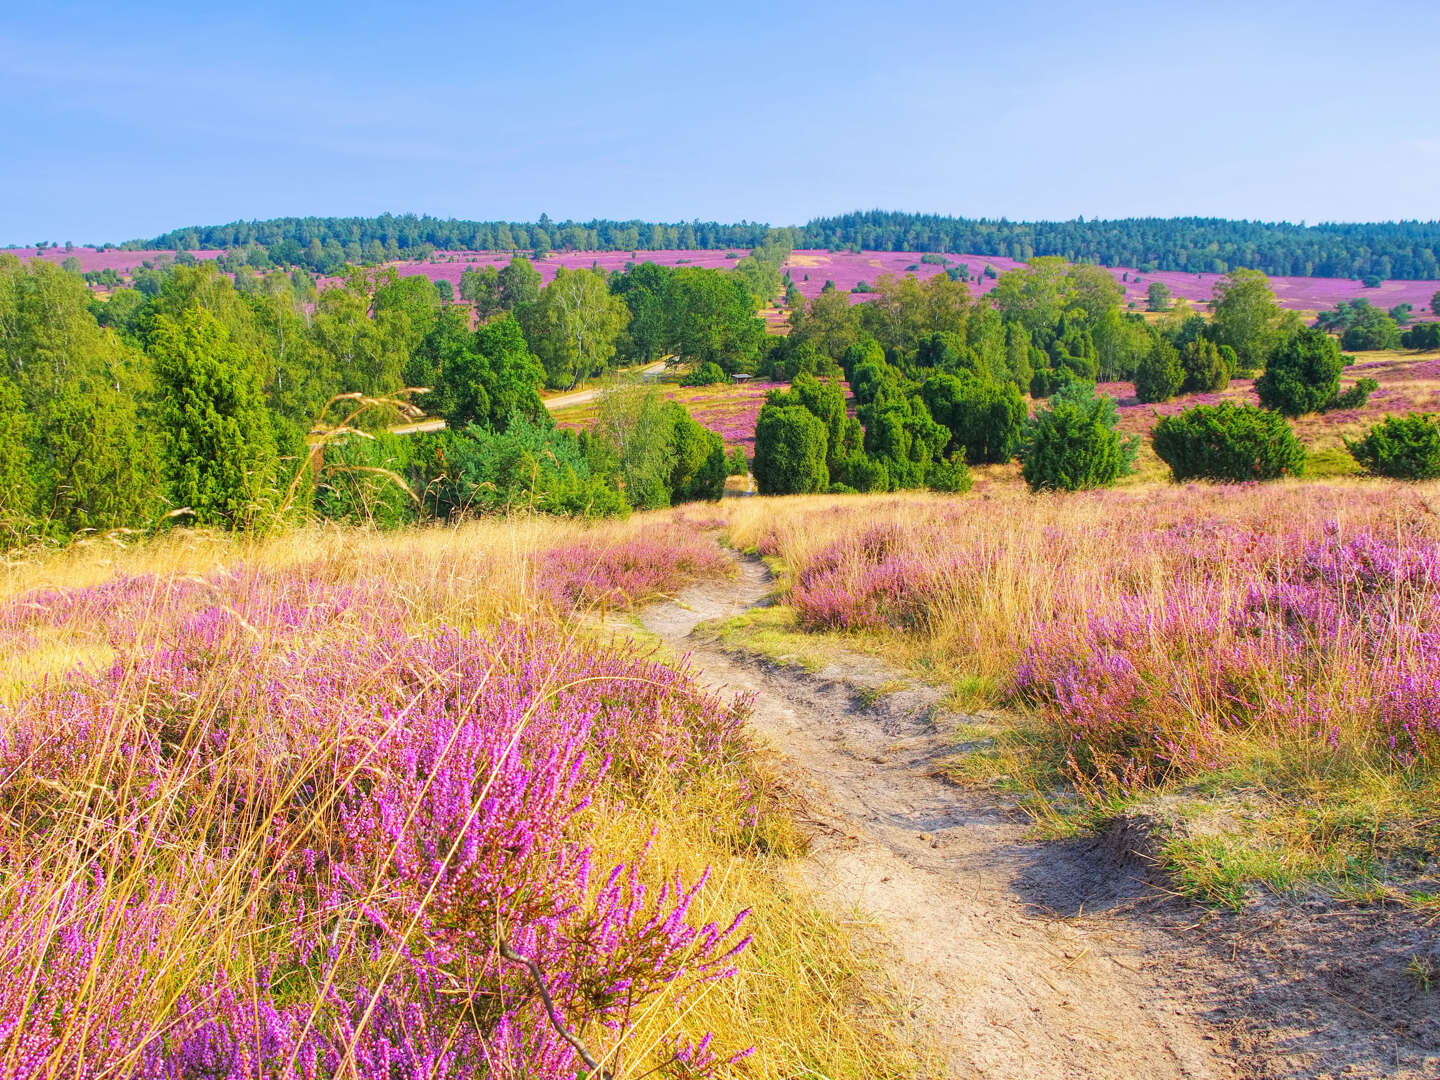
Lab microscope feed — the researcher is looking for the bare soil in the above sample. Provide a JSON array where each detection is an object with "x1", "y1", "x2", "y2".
[{"x1": 637, "y1": 554, "x2": 1440, "y2": 1080}]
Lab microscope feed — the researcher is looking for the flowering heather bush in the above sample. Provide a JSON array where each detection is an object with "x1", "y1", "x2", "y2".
[
  {"x1": 539, "y1": 522, "x2": 735, "y2": 612},
  {"x1": 0, "y1": 524, "x2": 765, "y2": 1078},
  {"x1": 748, "y1": 486, "x2": 1440, "y2": 797}
]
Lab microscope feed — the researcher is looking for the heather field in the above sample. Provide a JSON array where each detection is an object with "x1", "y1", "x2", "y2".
[
  {"x1": 714, "y1": 481, "x2": 1440, "y2": 907},
  {"x1": 0, "y1": 518, "x2": 916, "y2": 1079},
  {"x1": 778, "y1": 249, "x2": 1440, "y2": 314},
  {"x1": 5, "y1": 246, "x2": 227, "y2": 273},
  {"x1": 17, "y1": 243, "x2": 1437, "y2": 319}
]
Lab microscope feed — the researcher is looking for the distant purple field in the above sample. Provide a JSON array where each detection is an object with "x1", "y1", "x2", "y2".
[
  {"x1": 390, "y1": 249, "x2": 750, "y2": 289},
  {"x1": 10, "y1": 243, "x2": 1438, "y2": 317},
  {"x1": 779, "y1": 249, "x2": 1440, "y2": 314},
  {"x1": 5, "y1": 246, "x2": 226, "y2": 273}
]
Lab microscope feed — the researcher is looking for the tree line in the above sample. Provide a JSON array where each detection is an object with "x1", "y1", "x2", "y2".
[
  {"x1": 0, "y1": 242, "x2": 792, "y2": 549},
  {"x1": 103, "y1": 211, "x2": 1440, "y2": 281},
  {"x1": 748, "y1": 254, "x2": 1403, "y2": 497}
]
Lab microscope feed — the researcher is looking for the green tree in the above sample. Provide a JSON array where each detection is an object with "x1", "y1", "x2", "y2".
[
  {"x1": 666, "y1": 403, "x2": 727, "y2": 502},
  {"x1": 766, "y1": 373, "x2": 851, "y2": 476},
  {"x1": 792, "y1": 286, "x2": 861, "y2": 359},
  {"x1": 521, "y1": 266, "x2": 628, "y2": 389},
  {"x1": 1147, "y1": 281, "x2": 1172, "y2": 312},
  {"x1": 1020, "y1": 382, "x2": 1137, "y2": 492},
  {"x1": 595, "y1": 383, "x2": 676, "y2": 509},
  {"x1": 1133, "y1": 337, "x2": 1185, "y2": 403},
  {"x1": 1208, "y1": 269, "x2": 1280, "y2": 371},
  {"x1": 151, "y1": 307, "x2": 277, "y2": 528},
  {"x1": 860, "y1": 393, "x2": 950, "y2": 488},
  {"x1": 0, "y1": 377, "x2": 35, "y2": 545},
  {"x1": 668, "y1": 268, "x2": 765, "y2": 372},
  {"x1": 611, "y1": 261, "x2": 675, "y2": 363},
  {"x1": 497, "y1": 256, "x2": 542, "y2": 310},
  {"x1": 1339, "y1": 304, "x2": 1401, "y2": 350},
  {"x1": 1255, "y1": 327, "x2": 1344, "y2": 416},
  {"x1": 992, "y1": 256, "x2": 1070, "y2": 333},
  {"x1": 1180, "y1": 337, "x2": 1230, "y2": 393},
  {"x1": 919, "y1": 372, "x2": 1026, "y2": 463},
  {"x1": 459, "y1": 264, "x2": 502, "y2": 318},
  {"x1": 752, "y1": 404, "x2": 829, "y2": 494}
]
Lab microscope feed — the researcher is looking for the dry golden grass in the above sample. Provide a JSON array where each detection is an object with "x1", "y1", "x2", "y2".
[
  {"x1": 707, "y1": 481, "x2": 1440, "y2": 903},
  {"x1": 0, "y1": 511, "x2": 921, "y2": 1077}
]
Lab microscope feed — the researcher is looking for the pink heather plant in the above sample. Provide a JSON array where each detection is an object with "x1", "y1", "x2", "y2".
[
  {"x1": 769, "y1": 491, "x2": 1440, "y2": 796},
  {"x1": 539, "y1": 523, "x2": 735, "y2": 612},
  {"x1": 0, "y1": 537, "x2": 755, "y2": 1077}
]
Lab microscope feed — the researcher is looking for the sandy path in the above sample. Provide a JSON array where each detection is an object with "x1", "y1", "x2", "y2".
[{"x1": 639, "y1": 556, "x2": 1239, "y2": 1080}]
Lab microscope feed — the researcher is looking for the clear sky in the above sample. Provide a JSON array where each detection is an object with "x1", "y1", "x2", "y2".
[{"x1": 4, "y1": 0, "x2": 1438, "y2": 244}]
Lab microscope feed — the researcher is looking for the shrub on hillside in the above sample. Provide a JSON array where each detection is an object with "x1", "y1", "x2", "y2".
[
  {"x1": 667, "y1": 402, "x2": 727, "y2": 501},
  {"x1": 1328, "y1": 377, "x2": 1378, "y2": 411},
  {"x1": 1020, "y1": 383, "x2": 1138, "y2": 493},
  {"x1": 1345, "y1": 414, "x2": 1440, "y2": 480},
  {"x1": 1340, "y1": 306, "x2": 1402, "y2": 351},
  {"x1": 680, "y1": 361, "x2": 727, "y2": 386},
  {"x1": 1151, "y1": 403, "x2": 1306, "y2": 483},
  {"x1": 420, "y1": 416, "x2": 627, "y2": 519},
  {"x1": 1401, "y1": 322, "x2": 1440, "y2": 350},
  {"x1": 927, "y1": 453, "x2": 974, "y2": 493},
  {"x1": 834, "y1": 452, "x2": 890, "y2": 493},
  {"x1": 1180, "y1": 338, "x2": 1230, "y2": 394},
  {"x1": 752, "y1": 404, "x2": 829, "y2": 494},
  {"x1": 1255, "y1": 327, "x2": 1344, "y2": 416},
  {"x1": 1133, "y1": 338, "x2": 1185, "y2": 403},
  {"x1": 919, "y1": 372, "x2": 1026, "y2": 464}
]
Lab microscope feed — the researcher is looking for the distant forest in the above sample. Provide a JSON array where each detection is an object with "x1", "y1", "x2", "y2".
[{"x1": 129, "y1": 211, "x2": 1440, "y2": 281}]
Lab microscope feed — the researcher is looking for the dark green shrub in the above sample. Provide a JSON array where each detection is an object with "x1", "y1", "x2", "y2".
[
  {"x1": 1340, "y1": 306, "x2": 1401, "y2": 351},
  {"x1": 150, "y1": 308, "x2": 277, "y2": 529},
  {"x1": 425, "y1": 415, "x2": 627, "y2": 518},
  {"x1": 666, "y1": 403, "x2": 726, "y2": 502},
  {"x1": 752, "y1": 404, "x2": 829, "y2": 494},
  {"x1": 1133, "y1": 338, "x2": 1184, "y2": 403},
  {"x1": 1344, "y1": 414, "x2": 1440, "y2": 479},
  {"x1": 315, "y1": 432, "x2": 418, "y2": 528},
  {"x1": 1329, "y1": 378, "x2": 1378, "y2": 411},
  {"x1": 680, "y1": 361, "x2": 727, "y2": 386},
  {"x1": 835, "y1": 452, "x2": 890, "y2": 493},
  {"x1": 1020, "y1": 383, "x2": 1137, "y2": 493},
  {"x1": 1180, "y1": 338, "x2": 1230, "y2": 393},
  {"x1": 1401, "y1": 322, "x2": 1440, "y2": 350},
  {"x1": 726, "y1": 446, "x2": 748, "y2": 476},
  {"x1": 859, "y1": 394, "x2": 950, "y2": 489},
  {"x1": 1152, "y1": 403, "x2": 1306, "y2": 483},
  {"x1": 920, "y1": 373, "x2": 1027, "y2": 464},
  {"x1": 927, "y1": 454, "x2": 973, "y2": 493},
  {"x1": 1255, "y1": 328, "x2": 1344, "y2": 416}
]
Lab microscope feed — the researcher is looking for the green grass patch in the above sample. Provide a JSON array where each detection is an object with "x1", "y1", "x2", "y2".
[{"x1": 1305, "y1": 445, "x2": 1362, "y2": 478}]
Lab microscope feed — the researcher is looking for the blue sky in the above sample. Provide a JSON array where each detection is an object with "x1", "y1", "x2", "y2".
[{"x1": 3, "y1": 0, "x2": 1438, "y2": 243}]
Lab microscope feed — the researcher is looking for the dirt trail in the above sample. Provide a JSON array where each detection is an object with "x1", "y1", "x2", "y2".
[{"x1": 639, "y1": 555, "x2": 1240, "y2": 1079}]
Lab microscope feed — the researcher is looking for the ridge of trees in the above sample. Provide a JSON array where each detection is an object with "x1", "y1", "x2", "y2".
[{"x1": 110, "y1": 211, "x2": 1440, "y2": 281}]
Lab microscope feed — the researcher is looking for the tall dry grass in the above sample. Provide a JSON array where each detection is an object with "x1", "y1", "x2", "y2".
[
  {"x1": 716, "y1": 483, "x2": 1440, "y2": 898},
  {"x1": 0, "y1": 511, "x2": 918, "y2": 1078}
]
